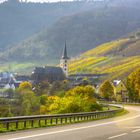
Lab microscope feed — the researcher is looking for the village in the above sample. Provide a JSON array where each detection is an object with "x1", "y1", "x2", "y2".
[{"x1": 0, "y1": 44, "x2": 128, "y2": 102}]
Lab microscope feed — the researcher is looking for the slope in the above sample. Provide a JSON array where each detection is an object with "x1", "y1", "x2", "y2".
[
  {"x1": 1, "y1": 4, "x2": 140, "y2": 64},
  {"x1": 0, "y1": 0, "x2": 100, "y2": 50},
  {"x1": 68, "y1": 33, "x2": 140, "y2": 80}
]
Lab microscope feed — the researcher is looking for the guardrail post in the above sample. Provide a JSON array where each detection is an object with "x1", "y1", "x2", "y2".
[
  {"x1": 16, "y1": 121, "x2": 18, "y2": 129},
  {"x1": 39, "y1": 120, "x2": 41, "y2": 127},
  {"x1": 69, "y1": 117, "x2": 71, "y2": 123},
  {"x1": 74, "y1": 116, "x2": 76, "y2": 122},
  {"x1": 65, "y1": 117, "x2": 67, "y2": 123},
  {"x1": 31, "y1": 120, "x2": 34, "y2": 127},
  {"x1": 50, "y1": 118, "x2": 52, "y2": 125},
  {"x1": 56, "y1": 118, "x2": 58, "y2": 124},
  {"x1": 77, "y1": 116, "x2": 79, "y2": 121},
  {"x1": 24, "y1": 121, "x2": 26, "y2": 128},
  {"x1": 45, "y1": 119, "x2": 47, "y2": 125},
  {"x1": 60, "y1": 118, "x2": 63, "y2": 124},
  {"x1": 6, "y1": 122, "x2": 9, "y2": 130}
]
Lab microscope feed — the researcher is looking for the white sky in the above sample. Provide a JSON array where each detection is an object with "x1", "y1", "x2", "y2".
[
  {"x1": 28, "y1": 0, "x2": 73, "y2": 2},
  {"x1": 0, "y1": 0, "x2": 74, "y2": 3},
  {"x1": 24, "y1": 0, "x2": 73, "y2": 2}
]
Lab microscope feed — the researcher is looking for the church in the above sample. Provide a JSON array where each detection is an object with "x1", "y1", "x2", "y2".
[{"x1": 31, "y1": 44, "x2": 70, "y2": 84}]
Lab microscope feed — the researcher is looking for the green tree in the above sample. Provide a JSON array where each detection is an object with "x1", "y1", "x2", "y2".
[
  {"x1": 4, "y1": 89, "x2": 15, "y2": 99},
  {"x1": 126, "y1": 68, "x2": 140, "y2": 102},
  {"x1": 40, "y1": 95, "x2": 48, "y2": 105},
  {"x1": 21, "y1": 91, "x2": 40, "y2": 115},
  {"x1": 99, "y1": 81, "x2": 115, "y2": 101}
]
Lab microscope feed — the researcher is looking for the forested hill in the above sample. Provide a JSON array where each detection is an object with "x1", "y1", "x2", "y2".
[
  {"x1": 69, "y1": 31, "x2": 140, "y2": 80},
  {"x1": 1, "y1": 0, "x2": 140, "y2": 65},
  {"x1": 0, "y1": 0, "x2": 106, "y2": 51}
]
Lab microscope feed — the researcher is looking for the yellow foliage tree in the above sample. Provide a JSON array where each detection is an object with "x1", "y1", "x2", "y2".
[
  {"x1": 99, "y1": 81, "x2": 115, "y2": 101},
  {"x1": 40, "y1": 105, "x2": 47, "y2": 114},
  {"x1": 66, "y1": 86, "x2": 95, "y2": 99},
  {"x1": 127, "y1": 68, "x2": 140, "y2": 102},
  {"x1": 19, "y1": 81, "x2": 32, "y2": 90}
]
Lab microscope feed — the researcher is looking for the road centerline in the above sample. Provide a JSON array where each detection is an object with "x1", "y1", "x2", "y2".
[
  {"x1": 132, "y1": 129, "x2": 140, "y2": 133},
  {"x1": 108, "y1": 133, "x2": 128, "y2": 139}
]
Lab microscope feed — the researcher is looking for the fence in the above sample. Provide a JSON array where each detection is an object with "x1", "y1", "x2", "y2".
[{"x1": 0, "y1": 106, "x2": 123, "y2": 131}]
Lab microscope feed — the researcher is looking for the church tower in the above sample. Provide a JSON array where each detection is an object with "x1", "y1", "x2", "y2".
[{"x1": 60, "y1": 43, "x2": 69, "y2": 77}]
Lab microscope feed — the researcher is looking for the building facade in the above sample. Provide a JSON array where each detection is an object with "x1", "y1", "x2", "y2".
[{"x1": 60, "y1": 43, "x2": 69, "y2": 77}]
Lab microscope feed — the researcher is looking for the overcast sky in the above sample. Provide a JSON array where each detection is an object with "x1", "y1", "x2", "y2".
[
  {"x1": 23, "y1": 0, "x2": 73, "y2": 2},
  {"x1": 0, "y1": 0, "x2": 74, "y2": 3}
]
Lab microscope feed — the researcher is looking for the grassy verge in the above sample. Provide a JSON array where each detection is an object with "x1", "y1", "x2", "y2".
[
  {"x1": 114, "y1": 109, "x2": 129, "y2": 117},
  {"x1": 124, "y1": 103, "x2": 140, "y2": 106}
]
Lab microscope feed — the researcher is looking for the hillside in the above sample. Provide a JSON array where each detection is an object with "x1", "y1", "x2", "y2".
[
  {"x1": 1, "y1": 0, "x2": 140, "y2": 74},
  {"x1": 0, "y1": 0, "x2": 101, "y2": 51},
  {"x1": 1, "y1": 3, "x2": 140, "y2": 64},
  {"x1": 68, "y1": 33, "x2": 140, "y2": 80}
]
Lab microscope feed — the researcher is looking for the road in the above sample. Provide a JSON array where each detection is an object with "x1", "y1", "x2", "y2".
[{"x1": 0, "y1": 105, "x2": 140, "y2": 140}]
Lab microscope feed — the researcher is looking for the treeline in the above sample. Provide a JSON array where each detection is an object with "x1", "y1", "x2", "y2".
[
  {"x1": 1, "y1": 67, "x2": 140, "y2": 117},
  {"x1": 0, "y1": 81, "x2": 102, "y2": 117}
]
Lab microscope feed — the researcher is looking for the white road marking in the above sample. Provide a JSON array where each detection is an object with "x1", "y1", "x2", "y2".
[
  {"x1": 132, "y1": 129, "x2": 140, "y2": 133},
  {"x1": 108, "y1": 133, "x2": 128, "y2": 139},
  {"x1": 126, "y1": 126, "x2": 140, "y2": 129},
  {"x1": 7, "y1": 107, "x2": 140, "y2": 140}
]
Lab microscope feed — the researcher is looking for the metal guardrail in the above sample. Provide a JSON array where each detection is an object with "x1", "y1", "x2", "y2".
[
  {"x1": 101, "y1": 101, "x2": 140, "y2": 106},
  {"x1": 0, "y1": 106, "x2": 123, "y2": 131}
]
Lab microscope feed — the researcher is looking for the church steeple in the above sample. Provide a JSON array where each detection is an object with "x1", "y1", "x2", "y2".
[
  {"x1": 61, "y1": 43, "x2": 69, "y2": 59},
  {"x1": 60, "y1": 43, "x2": 69, "y2": 77}
]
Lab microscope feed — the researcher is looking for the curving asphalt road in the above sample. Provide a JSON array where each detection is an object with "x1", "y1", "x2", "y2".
[{"x1": 0, "y1": 105, "x2": 140, "y2": 140}]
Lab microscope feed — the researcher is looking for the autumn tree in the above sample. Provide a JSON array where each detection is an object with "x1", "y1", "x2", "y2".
[
  {"x1": 65, "y1": 86, "x2": 95, "y2": 99},
  {"x1": 40, "y1": 105, "x2": 47, "y2": 115},
  {"x1": 47, "y1": 86, "x2": 102, "y2": 114},
  {"x1": 19, "y1": 81, "x2": 32, "y2": 90},
  {"x1": 126, "y1": 68, "x2": 140, "y2": 102},
  {"x1": 99, "y1": 81, "x2": 115, "y2": 101},
  {"x1": 21, "y1": 91, "x2": 40, "y2": 115},
  {"x1": 34, "y1": 81, "x2": 50, "y2": 96},
  {"x1": 50, "y1": 80, "x2": 70, "y2": 96}
]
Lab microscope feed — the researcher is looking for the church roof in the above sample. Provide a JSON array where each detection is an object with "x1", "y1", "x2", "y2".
[
  {"x1": 113, "y1": 80, "x2": 121, "y2": 87},
  {"x1": 32, "y1": 66, "x2": 65, "y2": 83},
  {"x1": 61, "y1": 43, "x2": 69, "y2": 59},
  {"x1": 33, "y1": 66, "x2": 64, "y2": 74}
]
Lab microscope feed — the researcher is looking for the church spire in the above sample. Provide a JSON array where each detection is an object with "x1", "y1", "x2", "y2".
[
  {"x1": 61, "y1": 42, "x2": 69, "y2": 59},
  {"x1": 60, "y1": 42, "x2": 70, "y2": 77}
]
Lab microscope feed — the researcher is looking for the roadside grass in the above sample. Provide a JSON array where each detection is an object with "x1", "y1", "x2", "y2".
[{"x1": 0, "y1": 107, "x2": 127, "y2": 133}]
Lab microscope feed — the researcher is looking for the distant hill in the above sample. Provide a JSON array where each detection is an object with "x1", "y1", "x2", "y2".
[
  {"x1": 1, "y1": 0, "x2": 140, "y2": 75},
  {"x1": 0, "y1": 0, "x2": 102, "y2": 51},
  {"x1": 68, "y1": 32, "x2": 140, "y2": 80},
  {"x1": 1, "y1": 3, "x2": 140, "y2": 64}
]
